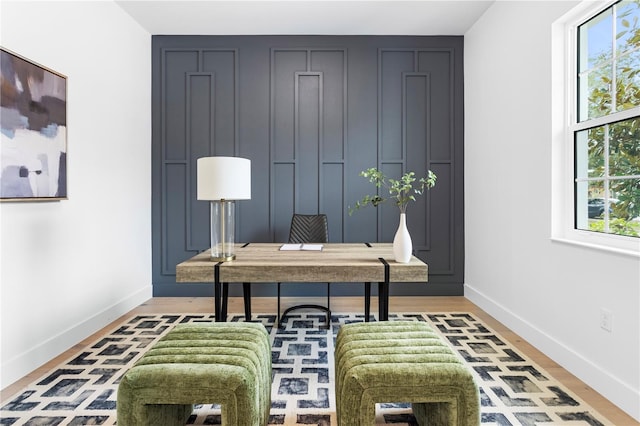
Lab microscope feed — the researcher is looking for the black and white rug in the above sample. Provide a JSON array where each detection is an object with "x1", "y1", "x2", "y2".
[{"x1": 1, "y1": 313, "x2": 608, "y2": 425}]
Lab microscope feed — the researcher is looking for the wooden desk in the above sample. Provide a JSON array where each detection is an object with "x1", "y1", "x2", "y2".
[{"x1": 176, "y1": 243, "x2": 428, "y2": 321}]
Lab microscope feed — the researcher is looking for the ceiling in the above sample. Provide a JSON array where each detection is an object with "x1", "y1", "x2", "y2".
[{"x1": 115, "y1": 1, "x2": 494, "y2": 35}]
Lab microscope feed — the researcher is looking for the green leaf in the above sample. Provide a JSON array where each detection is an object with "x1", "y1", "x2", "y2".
[
  {"x1": 350, "y1": 167, "x2": 437, "y2": 215},
  {"x1": 617, "y1": 29, "x2": 629, "y2": 39}
]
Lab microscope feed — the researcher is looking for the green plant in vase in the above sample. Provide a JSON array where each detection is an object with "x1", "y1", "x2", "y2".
[{"x1": 349, "y1": 167, "x2": 436, "y2": 263}]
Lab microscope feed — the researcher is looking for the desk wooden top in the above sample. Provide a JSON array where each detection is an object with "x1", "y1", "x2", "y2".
[{"x1": 176, "y1": 243, "x2": 428, "y2": 283}]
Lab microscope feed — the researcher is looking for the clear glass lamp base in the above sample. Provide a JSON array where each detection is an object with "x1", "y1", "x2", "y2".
[{"x1": 210, "y1": 253, "x2": 235, "y2": 262}]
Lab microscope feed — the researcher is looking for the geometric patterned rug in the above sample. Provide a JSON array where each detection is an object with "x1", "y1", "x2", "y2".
[{"x1": 0, "y1": 312, "x2": 609, "y2": 425}]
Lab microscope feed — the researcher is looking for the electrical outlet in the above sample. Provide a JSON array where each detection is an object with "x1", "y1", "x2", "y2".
[{"x1": 600, "y1": 308, "x2": 613, "y2": 332}]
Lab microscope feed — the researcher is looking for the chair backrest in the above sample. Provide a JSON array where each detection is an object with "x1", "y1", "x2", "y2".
[{"x1": 288, "y1": 214, "x2": 329, "y2": 244}]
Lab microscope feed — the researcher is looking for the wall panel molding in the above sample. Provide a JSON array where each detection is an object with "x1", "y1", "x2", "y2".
[
  {"x1": 153, "y1": 36, "x2": 463, "y2": 297},
  {"x1": 377, "y1": 47, "x2": 459, "y2": 278},
  {"x1": 158, "y1": 47, "x2": 238, "y2": 278},
  {"x1": 269, "y1": 48, "x2": 347, "y2": 242}
]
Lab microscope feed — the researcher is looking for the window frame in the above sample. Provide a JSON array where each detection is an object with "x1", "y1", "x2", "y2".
[{"x1": 552, "y1": 0, "x2": 640, "y2": 257}]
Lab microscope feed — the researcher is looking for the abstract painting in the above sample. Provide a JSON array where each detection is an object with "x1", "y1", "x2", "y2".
[{"x1": 0, "y1": 48, "x2": 67, "y2": 201}]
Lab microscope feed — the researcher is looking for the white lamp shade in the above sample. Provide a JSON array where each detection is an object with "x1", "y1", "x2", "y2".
[{"x1": 197, "y1": 156, "x2": 251, "y2": 201}]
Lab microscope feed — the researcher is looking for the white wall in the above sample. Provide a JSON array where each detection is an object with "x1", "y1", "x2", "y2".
[
  {"x1": 0, "y1": 1, "x2": 152, "y2": 388},
  {"x1": 465, "y1": 1, "x2": 640, "y2": 421}
]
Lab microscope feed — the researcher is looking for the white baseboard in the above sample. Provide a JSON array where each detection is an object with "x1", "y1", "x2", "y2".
[
  {"x1": 1, "y1": 286, "x2": 152, "y2": 390},
  {"x1": 464, "y1": 283, "x2": 640, "y2": 422}
]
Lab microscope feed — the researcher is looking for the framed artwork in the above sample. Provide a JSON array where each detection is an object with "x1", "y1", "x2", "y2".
[{"x1": 1, "y1": 48, "x2": 67, "y2": 201}]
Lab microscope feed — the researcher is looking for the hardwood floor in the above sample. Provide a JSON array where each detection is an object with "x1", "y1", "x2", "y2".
[{"x1": 2, "y1": 296, "x2": 638, "y2": 425}]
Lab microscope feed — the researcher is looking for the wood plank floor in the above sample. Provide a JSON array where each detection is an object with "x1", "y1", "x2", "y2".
[{"x1": 2, "y1": 296, "x2": 638, "y2": 425}]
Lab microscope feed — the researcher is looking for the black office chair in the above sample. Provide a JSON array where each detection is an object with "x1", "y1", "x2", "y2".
[{"x1": 278, "y1": 214, "x2": 331, "y2": 328}]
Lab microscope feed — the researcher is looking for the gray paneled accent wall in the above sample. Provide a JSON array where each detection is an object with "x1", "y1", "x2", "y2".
[
  {"x1": 271, "y1": 48, "x2": 347, "y2": 241},
  {"x1": 152, "y1": 36, "x2": 464, "y2": 297}
]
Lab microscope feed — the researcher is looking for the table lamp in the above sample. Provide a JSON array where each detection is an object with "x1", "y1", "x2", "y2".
[{"x1": 197, "y1": 156, "x2": 251, "y2": 261}]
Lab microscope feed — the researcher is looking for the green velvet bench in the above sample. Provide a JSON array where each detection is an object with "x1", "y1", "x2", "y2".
[
  {"x1": 335, "y1": 321, "x2": 480, "y2": 426},
  {"x1": 117, "y1": 322, "x2": 271, "y2": 426}
]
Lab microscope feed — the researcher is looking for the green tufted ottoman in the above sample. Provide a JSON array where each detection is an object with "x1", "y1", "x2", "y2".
[
  {"x1": 335, "y1": 321, "x2": 480, "y2": 426},
  {"x1": 117, "y1": 322, "x2": 271, "y2": 426}
]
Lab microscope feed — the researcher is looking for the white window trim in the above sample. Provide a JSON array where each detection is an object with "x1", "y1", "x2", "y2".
[{"x1": 551, "y1": 0, "x2": 640, "y2": 258}]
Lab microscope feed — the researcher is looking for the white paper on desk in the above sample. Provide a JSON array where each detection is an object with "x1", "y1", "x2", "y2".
[{"x1": 279, "y1": 243, "x2": 323, "y2": 251}]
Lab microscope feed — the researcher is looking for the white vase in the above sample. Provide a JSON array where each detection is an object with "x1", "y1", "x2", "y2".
[{"x1": 393, "y1": 213, "x2": 412, "y2": 263}]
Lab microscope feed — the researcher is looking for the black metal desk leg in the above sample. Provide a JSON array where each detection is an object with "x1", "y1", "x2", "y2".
[
  {"x1": 277, "y1": 283, "x2": 282, "y2": 328},
  {"x1": 214, "y1": 281, "x2": 221, "y2": 322},
  {"x1": 214, "y1": 262, "x2": 223, "y2": 322},
  {"x1": 378, "y1": 281, "x2": 389, "y2": 321},
  {"x1": 221, "y1": 283, "x2": 229, "y2": 321},
  {"x1": 364, "y1": 282, "x2": 371, "y2": 322},
  {"x1": 377, "y1": 258, "x2": 390, "y2": 321},
  {"x1": 243, "y1": 282, "x2": 252, "y2": 320}
]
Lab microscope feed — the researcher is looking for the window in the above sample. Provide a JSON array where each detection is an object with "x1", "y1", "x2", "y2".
[{"x1": 572, "y1": 1, "x2": 640, "y2": 240}]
